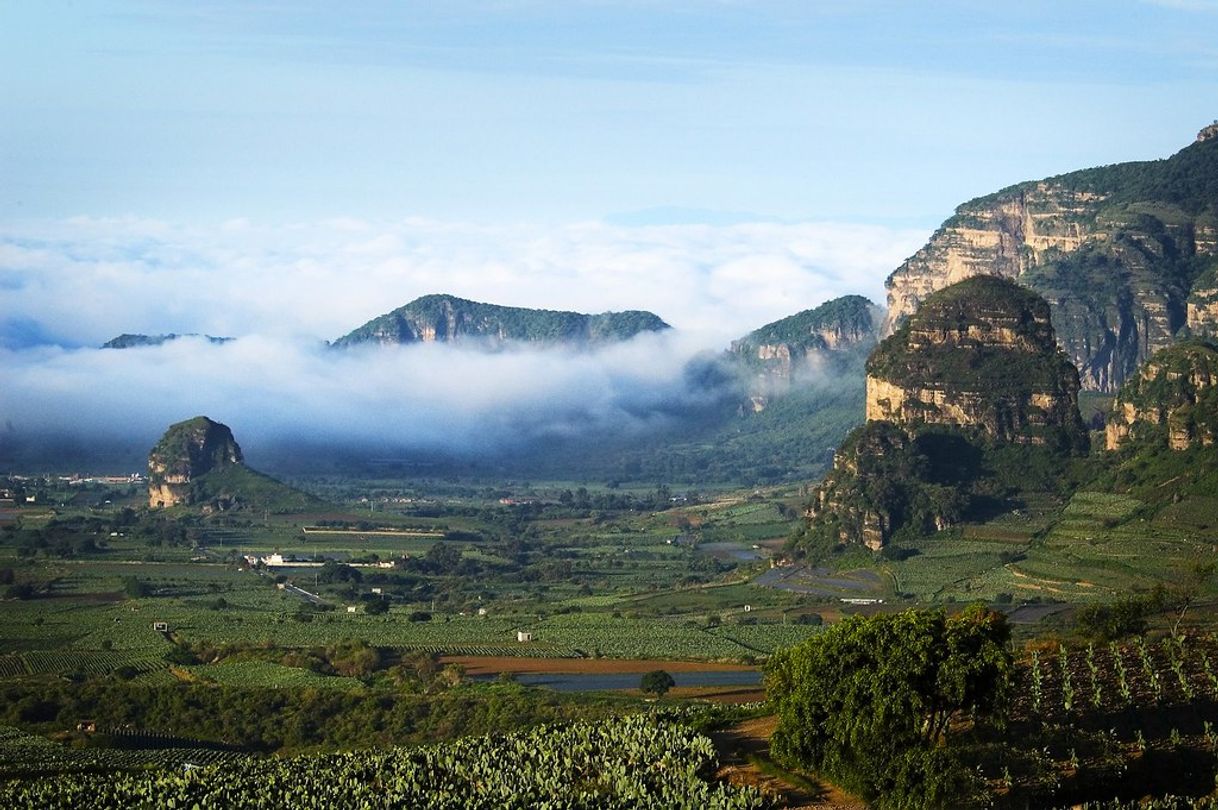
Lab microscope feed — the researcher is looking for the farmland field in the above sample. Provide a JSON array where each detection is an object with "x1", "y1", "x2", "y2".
[{"x1": 0, "y1": 714, "x2": 773, "y2": 809}]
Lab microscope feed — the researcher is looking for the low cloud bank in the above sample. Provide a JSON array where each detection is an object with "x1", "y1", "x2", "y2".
[
  {"x1": 0, "y1": 331, "x2": 736, "y2": 470},
  {"x1": 0, "y1": 216, "x2": 926, "y2": 349}
]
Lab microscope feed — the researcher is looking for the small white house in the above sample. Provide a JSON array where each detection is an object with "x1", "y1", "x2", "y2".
[
  {"x1": 371, "y1": 587, "x2": 383, "y2": 595},
  {"x1": 152, "y1": 621, "x2": 169, "y2": 632},
  {"x1": 478, "y1": 607, "x2": 488, "y2": 616},
  {"x1": 346, "y1": 605, "x2": 358, "y2": 614},
  {"x1": 516, "y1": 630, "x2": 533, "y2": 643}
]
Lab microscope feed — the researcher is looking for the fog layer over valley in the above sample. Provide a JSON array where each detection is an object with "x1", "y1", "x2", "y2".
[
  {"x1": 0, "y1": 331, "x2": 738, "y2": 470},
  {"x1": 0, "y1": 217, "x2": 921, "y2": 476}
]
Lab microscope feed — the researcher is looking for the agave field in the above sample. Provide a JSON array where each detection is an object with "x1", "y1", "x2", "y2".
[{"x1": 0, "y1": 715, "x2": 773, "y2": 809}]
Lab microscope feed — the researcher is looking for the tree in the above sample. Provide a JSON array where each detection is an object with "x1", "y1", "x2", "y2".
[
  {"x1": 640, "y1": 669, "x2": 675, "y2": 698},
  {"x1": 766, "y1": 605, "x2": 1011, "y2": 809},
  {"x1": 122, "y1": 576, "x2": 150, "y2": 598}
]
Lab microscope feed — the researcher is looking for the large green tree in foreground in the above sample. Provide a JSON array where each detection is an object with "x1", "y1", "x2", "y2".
[{"x1": 765, "y1": 606, "x2": 1012, "y2": 809}]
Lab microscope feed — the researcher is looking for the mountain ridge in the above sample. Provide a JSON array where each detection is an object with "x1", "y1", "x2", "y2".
[{"x1": 330, "y1": 293, "x2": 670, "y2": 348}]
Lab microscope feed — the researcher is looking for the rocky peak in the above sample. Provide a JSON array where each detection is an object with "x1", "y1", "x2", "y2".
[
  {"x1": 866, "y1": 277, "x2": 1087, "y2": 448},
  {"x1": 148, "y1": 416, "x2": 244, "y2": 508},
  {"x1": 795, "y1": 279, "x2": 1087, "y2": 554},
  {"x1": 1106, "y1": 339, "x2": 1218, "y2": 451},
  {"x1": 1198, "y1": 122, "x2": 1218, "y2": 144}
]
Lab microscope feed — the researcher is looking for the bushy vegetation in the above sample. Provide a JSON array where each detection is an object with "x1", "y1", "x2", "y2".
[{"x1": 766, "y1": 606, "x2": 1012, "y2": 809}]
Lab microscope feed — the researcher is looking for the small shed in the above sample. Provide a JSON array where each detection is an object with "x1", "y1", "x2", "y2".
[
  {"x1": 516, "y1": 630, "x2": 533, "y2": 643},
  {"x1": 152, "y1": 621, "x2": 169, "y2": 632},
  {"x1": 346, "y1": 605, "x2": 358, "y2": 614}
]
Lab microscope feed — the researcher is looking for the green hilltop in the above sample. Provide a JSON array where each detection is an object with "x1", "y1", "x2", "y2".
[
  {"x1": 730, "y1": 294, "x2": 878, "y2": 362},
  {"x1": 331, "y1": 294, "x2": 670, "y2": 348}
]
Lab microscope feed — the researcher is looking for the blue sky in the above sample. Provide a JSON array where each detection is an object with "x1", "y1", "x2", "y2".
[{"x1": 3, "y1": 1, "x2": 1215, "y2": 226}]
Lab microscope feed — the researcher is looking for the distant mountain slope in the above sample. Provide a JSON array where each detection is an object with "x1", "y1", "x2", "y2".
[
  {"x1": 331, "y1": 294, "x2": 670, "y2": 348},
  {"x1": 883, "y1": 124, "x2": 1218, "y2": 392},
  {"x1": 727, "y1": 295, "x2": 879, "y2": 413},
  {"x1": 103, "y1": 333, "x2": 232, "y2": 348}
]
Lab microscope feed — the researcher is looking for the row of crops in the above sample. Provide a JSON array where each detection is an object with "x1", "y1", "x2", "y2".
[
  {"x1": 0, "y1": 650, "x2": 166, "y2": 679},
  {"x1": 1015, "y1": 634, "x2": 1218, "y2": 719},
  {"x1": 0, "y1": 726, "x2": 246, "y2": 779},
  {"x1": 0, "y1": 715, "x2": 773, "y2": 809}
]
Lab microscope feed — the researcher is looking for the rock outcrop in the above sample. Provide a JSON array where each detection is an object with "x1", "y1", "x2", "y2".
[
  {"x1": 331, "y1": 294, "x2": 669, "y2": 348},
  {"x1": 867, "y1": 277, "x2": 1087, "y2": 448},
  {"x1": 797, "y1": 278, "x2": 1087, "y2": 552},
  {"x1": 1106, "y1": 339, "x2": 1218, "y2": 451},
  {"x1": 148, "y1": 417, "x2": 244, "y2": 508},
  {"x1": 1187, "y1": 267, "x2": 1218, "y2": 337},
  {"x1": 729, "y1": 295, "x2": 879, "y2": 411},
  {"x1": 882, "y1": 127, "x2": 1218, "y2": 392}
]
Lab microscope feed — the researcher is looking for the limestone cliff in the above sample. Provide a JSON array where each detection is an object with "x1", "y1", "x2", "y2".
[
  {"x1": 729, "y1": 295, "x2": 879, "y2": 411},
  {"x1": 867, "y1": 277, "x2": 1087, "y2": 449},
  {"x1": 883, "y1": 126, "x2": 1218, "y2": 392},
  {"x1": 1106, "y1": 339, "x2": 1218, "y2": 451},
  {"x1": 1187, "y1": 266, "x2": 1218, "y2": 337},
  {"x1": 148, "y1": 417, "x2": 244, "y2": 508},
  {"x1": 331, "y1": 294, "x2": 669, "y2": 348}
]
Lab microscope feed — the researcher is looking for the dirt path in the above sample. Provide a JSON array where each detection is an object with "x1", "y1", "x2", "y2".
[{"x1": 712, "y1": 716, "x2": 867, "y2": 809}]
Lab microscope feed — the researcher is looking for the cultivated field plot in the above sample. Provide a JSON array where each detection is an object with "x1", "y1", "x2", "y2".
[
  {"x1": 882, "y1": 490, "x2": 1216, "y2": 603},
  {"x1": 0, "y1": 725, "x2": 247, "y2": 780},
  {"x1": 979, "y1": 634, "x2": 1218, "y2": 805},
  {"x1": 185, "y1": 660, "x2": 364, "y2": 690},
  {"x1": 0, "y1": 715, "x2": 772, "y2": 809}
]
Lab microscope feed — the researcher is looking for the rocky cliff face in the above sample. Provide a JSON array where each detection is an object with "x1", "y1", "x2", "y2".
[
  {"x1": 867, "y1": 277, "x2": 1087, "y2": 448},
  {"x1": 883, "y1": 128, "x2": 1218, "y2": 393},
  {"x1": 729, "y1": 295, "x2": 879, "y2": 411},
  {"x1": 331, "y1": 294, "x2": 669, "y2": 348},
  {"x1": 148, "y1": 417, "x2": 244, "y2": 508},
  {"x1": 1106, "y1": 339, "x2": 1218, "y2": 451}
]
